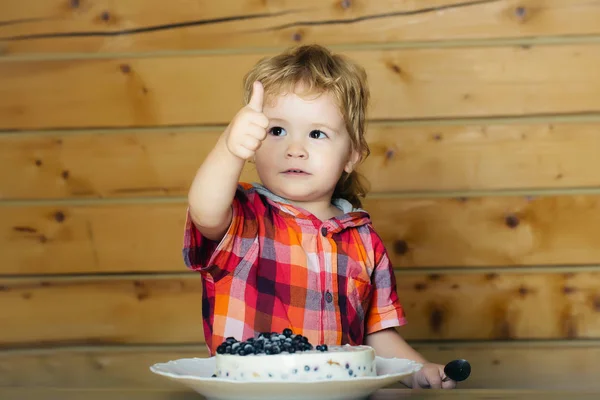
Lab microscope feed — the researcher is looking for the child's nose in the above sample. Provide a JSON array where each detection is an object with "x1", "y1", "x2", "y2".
[{"x1": 286, "y1": 143, "x2": 308, "y2": 158}]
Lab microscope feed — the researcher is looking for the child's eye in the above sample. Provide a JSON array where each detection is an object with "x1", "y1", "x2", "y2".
[
  {"x1": 309, "y1": 130, "x2": 328, "y2": 139},
  {"x1": 269, "y1": 126, "x2": 287, "y2": 136}
]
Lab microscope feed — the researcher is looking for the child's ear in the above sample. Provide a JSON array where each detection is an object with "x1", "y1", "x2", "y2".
[{"x1": 344, "y1": 149, "x2": 361, "y2": 174}]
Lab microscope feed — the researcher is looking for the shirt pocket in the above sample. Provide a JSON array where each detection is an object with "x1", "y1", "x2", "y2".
[{"x1": 343, "y1": 259, "x2": 374, "y2": 316}]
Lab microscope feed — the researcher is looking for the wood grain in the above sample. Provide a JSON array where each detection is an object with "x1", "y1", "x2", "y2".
[
  {"x1": 1, "y1": 202, "x2": 187, "y2": 275},
  {"x1": 5, "y1": 194, "x2": 600, "y2": 274},
  {"x1": 1, "y1": 0, "x2": 599, "y2": 55},
  {"x1": 1, "y1": 271, "x2": 600, "y2": 346},
  {"x1": 3, "y1": 121, "x2": 600, "y2": 199},
  {"x1": 2, "y1": 44, "x2": 600, "y2": 130},
  {"x1": 2, "y1": 342, "x2": 599, "y2": 390}
]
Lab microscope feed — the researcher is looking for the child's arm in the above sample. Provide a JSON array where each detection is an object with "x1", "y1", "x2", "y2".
[
  {"x1": 187, "y1": 81, "x2": 268, "y2": 241},
  {"x1": 366, "y1": 328, "x2": 456, "y2": 389}
]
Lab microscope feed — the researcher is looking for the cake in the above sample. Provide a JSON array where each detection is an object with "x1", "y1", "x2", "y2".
[{"x1": 213, "y1": 329, "x2": 377, "y2": 381}]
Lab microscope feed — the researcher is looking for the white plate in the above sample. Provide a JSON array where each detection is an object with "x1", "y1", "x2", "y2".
[{"x1": 150, "y1": 356, "x2": 422, "y2": 400}]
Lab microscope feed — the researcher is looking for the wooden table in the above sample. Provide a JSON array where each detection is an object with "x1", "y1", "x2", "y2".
[{"x1": 1, "y1": 388, "x2": 599, "y2": 400}]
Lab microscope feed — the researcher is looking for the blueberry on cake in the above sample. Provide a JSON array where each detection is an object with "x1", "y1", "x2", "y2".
[{"x1": 213, "y1": 329, "x2": 376, "y2": 381}]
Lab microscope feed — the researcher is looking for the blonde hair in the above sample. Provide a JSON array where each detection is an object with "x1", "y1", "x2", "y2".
[{"x1": 242, "y1": 44, "x2": 371, "y2": 208}]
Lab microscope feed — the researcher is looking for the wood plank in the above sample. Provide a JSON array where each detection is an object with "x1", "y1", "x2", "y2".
[
  {"x1": 0, "y1": 129, "x2": 257, "y2": 199},
  {"x1": 1, "y1": 202, "x2": 188, "y2": 275},
  {"x1": 369, "y1": 195, "x2": 600, "y2": 268},
  {"x1": 2, "y1": 342, "x2": 599, "y2": 390},
  {"x1": 4, "y1": 120, "x2": 600, "y2": 199},
  {"x1": 1, "y1": 0, "x2": 599, "y2": 55},
  {"x1": 4, "y1": 195, "x2": 600, "y2": 274},
  {"x1": 2, "y1": 44, "x2": 600, "y2": 130},
  {"x1": 1, "y1": 271, "x2": 600, "y2": 346}
]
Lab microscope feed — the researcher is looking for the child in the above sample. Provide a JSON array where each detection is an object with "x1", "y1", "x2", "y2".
[{"x1": 183, "y1": 44, "x2": 456, "y2": 389}]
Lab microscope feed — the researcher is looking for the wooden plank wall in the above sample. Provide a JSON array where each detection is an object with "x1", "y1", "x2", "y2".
[{"x1": 1, "y1": 0, "x2": 600, "y2": 390}]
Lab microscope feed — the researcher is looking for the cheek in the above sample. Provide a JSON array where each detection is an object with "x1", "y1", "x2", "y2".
[{"x1": 254, "y1": 147, "x2": 276, "y2": 170}]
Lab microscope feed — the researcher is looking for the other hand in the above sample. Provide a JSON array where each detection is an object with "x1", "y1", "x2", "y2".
[{"x1": 411, "y1": 362, "x2": 457, "y2": 389}]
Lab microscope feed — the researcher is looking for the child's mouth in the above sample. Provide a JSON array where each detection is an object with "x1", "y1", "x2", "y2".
[{"x1": 282, "y1": 169, "x2": 310, "y2": 175}]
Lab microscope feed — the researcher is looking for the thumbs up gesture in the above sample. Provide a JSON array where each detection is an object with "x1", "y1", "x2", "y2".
[{"x1": 224, "y1": 81, "x2": 270, "y2": 160}]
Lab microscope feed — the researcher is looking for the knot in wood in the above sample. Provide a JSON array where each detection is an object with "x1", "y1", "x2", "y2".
[
  {"x1": 505, "y1": 214, "x2": 520, "y2": 228},
  {"x1": 54, "y1": 211, "x2": 66, "y2": 223},
  {"x1": 514, "y1": 6, "x2": 527, "y2": 19},
  {"x1": 394, "y1": 239, "x2": 409, "y2": 255}
]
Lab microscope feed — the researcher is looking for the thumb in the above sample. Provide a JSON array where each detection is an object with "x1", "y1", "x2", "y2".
[{"x1": 248, "y1": 81, "x2": 264, "y2": 112}]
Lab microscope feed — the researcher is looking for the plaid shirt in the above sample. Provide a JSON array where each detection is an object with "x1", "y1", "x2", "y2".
[{"x1": 183, "y1": 183, "x2": 406, "y2": 355}]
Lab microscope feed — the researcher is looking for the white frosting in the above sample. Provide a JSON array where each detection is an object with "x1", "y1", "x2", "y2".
[{"x1": 215, "y1": 344, "x2": 376, "y2": 381}]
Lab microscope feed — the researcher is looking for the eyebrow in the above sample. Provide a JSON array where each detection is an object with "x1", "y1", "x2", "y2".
[{"x1": 311, "y1": 123, "x2": 339, "y2": 134}]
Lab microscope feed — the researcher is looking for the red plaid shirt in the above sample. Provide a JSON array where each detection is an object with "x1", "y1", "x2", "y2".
[{"x1": 183, "y1": 183, "x2": 406, "y2": 355}]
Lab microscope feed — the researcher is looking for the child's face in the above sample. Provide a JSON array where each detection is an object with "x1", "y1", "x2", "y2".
[{"x1": 254, "y1": 84, "x2": 359, "y2": 205}]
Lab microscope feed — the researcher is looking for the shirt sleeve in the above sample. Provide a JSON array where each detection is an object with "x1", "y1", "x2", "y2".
[
  {"x1": 365, "y1": 232, "x2": 407, "y2": 334},
  {"x1": 182, "y1": 183, "x2": 258, "y2": 282}
]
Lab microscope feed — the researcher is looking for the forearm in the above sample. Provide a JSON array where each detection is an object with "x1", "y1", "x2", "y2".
[
  {"x1": 187, "y1": 136, "x2": 245, "y2": 239},
  {"x1": 365, "y1": 328, "x2": 429, "y2": 387}
]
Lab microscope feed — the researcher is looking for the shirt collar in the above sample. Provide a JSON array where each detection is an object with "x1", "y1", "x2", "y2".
[{"x1": 250, "y1": 182, "x2": 372, "y2": 231}]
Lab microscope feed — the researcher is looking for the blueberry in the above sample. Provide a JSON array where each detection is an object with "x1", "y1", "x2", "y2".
[
  {"x1": 345, "y1": 363, "x2": 350, "y2": 369},
  {"x1": 283, "y1": 328, "x2": 293, "y2": 337},
  {"x1": 287, "y1": 347, "x2": 296, "y2": 353},
  {"x1": 304, "y1": 365, "x2": 310, "y2": 372},
  {"x1": 244, "y1": 344, "x2": 254, "y2": 352},
  {"x1": 225, "y1": 336, "x2": 237, "y2": 343},
  {"x1": 211, "y1": 374, "x2": 217, "y2": 378},
  {"x1": 246, "y1": 338, "x2": 255, "y2": 343},
  {"x1": 271, "y1": 345, "x2": 281, "y2": 354},
  {"x1": 348, "y1": 369, "x2": 353, "y2": 376},
  {"x1": 321, "y1": 344, "x2": 328, "y2": 351},
  {"x1": 232, "y1": 342, "x2": 240, "y2": 350},
  {"x1": 216, "y1": 345, "x2": 227, "y2": 354}
]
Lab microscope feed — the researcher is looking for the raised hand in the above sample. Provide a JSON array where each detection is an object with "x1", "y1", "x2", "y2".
[{"x1": 224, "y1": 81, "x2": 270, "y2": 160}]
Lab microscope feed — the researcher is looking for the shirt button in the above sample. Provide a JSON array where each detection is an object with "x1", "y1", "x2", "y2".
[
  {"x1": 325, "y1": 291, "x2": 333, "y2": 303},
  {"x1": 321, "y1": 227, "x2": 327, "y2": 236}
]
